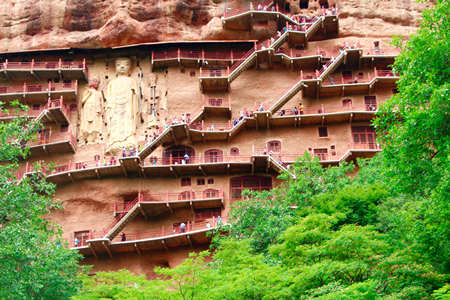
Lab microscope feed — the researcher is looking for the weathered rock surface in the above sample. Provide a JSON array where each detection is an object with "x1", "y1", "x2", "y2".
[{"x1": 0, "y1": 0, "x2": 431, "y2": 52}]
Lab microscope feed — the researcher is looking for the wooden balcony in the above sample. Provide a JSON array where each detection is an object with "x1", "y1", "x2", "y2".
[
  {"x1": 0, "y1": 59, "x2": 88, "y2": 81},
  {"x1": 151, "y1": 48, "x2": 252, "y2": 69},
  {"x1": 0, "y1": 81, "x2": 78, "y2": 102},
  {"x1": 114, "y1": 190, "x2": 224, "y2": 218},
  {"x1": 35, "y1": 153, "x2": 283, "y2": 185},
  {"x1": 28, "y1": 129, "x2": 76, "y2": 156},
  {"x1": 105, "y1": 190, "x2": 224, "y2": 240},
  {"x1": 74, "y1": 222, "x2": 219, "y2": 258},
  {"x1": 199, "y1": 67, "x2": 230, "y2": 92},
  {"x1": 0, "y1": 97, "x2": 71, "y2": 124},
  {"x1": 203, "y1": 95, "x2": 232, "y2": 114},
  {"x1": 268, "y1": 105, "x2": 376, "y2": 127}
]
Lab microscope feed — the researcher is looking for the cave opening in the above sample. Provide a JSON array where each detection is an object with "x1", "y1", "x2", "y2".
[{"x1": 300, "y1": 0, "x2": 309, "y2": 9}]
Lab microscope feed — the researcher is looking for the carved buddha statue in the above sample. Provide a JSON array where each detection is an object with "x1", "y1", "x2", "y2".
[{"x1": 104, "y1": 57, "x2": 139, "y2": 155}]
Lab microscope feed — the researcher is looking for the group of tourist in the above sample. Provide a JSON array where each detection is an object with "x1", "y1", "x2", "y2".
[{"x1": 279, "y1": 102, "x2": 304, "y2": 116}]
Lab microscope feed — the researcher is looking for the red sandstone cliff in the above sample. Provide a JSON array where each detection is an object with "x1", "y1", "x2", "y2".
[{"x1": 0, "y1": 0, "x2": 430, "y2": 53}]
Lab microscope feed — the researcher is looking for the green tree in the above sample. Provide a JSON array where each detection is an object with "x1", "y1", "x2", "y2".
[
  {"x1": 0, "y1": 102, "x2": 82, "y2": 299},
  {"x1": 374, "y1": 0, "x2": 449, "y2": 271},
  {"x1": 73, "y1": 270, "x2": 170, "y2": 300}
]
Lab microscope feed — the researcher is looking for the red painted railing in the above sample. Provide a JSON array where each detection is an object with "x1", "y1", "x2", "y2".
[
  {"x1": 0, "y1": 80, "x2": 78, "y2": 96},
  {"x1": 114, "y1": 188, "x2": 224, "y2": 214},
  {"x1": 0, "y1": 96, "x2": 69, "y2": 119},
  {"x1": 275, "y1": 102, "x2": 378, "y2": 116},
  {"x1": 28, "y1": 128, "x2": 75, "y2": 148},
  {"x1": 349, "y1": 142, "x2": 381, "y2": 150},
  {"x1": 199, "y1": 67, "x2": 230, "y2": 77},
  {"x1": 144, "y1": 154, "x2": 252, "y2": 167},
  {"x1": 190, "y1": 120, "x2": 232, "y2": 131},
  {"x1": 1, "y1": 59, "x2": 86, "y2": 70},
  {"x1": 375, "y1": 68, "x2": 396, "y2": 77}
]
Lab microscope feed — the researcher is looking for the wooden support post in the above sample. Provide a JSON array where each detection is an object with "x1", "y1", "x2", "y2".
[
  {"x1": 134, "y1": 243, "x2": 142, "y2": 255},
  {"x1": 102, "y1": 241, "x2": 112, "y2": 258}
]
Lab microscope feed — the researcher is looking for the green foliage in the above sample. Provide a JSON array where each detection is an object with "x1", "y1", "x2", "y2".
[
  {"x1": 0, "y1": 102, "x2": 82, "y2": 299},
  {"x1": 374, "y1": 0, "x2": 450, "y2": 272},
  {"x1": 73, "y1": 270, "x2": 169, "y2": 300}
]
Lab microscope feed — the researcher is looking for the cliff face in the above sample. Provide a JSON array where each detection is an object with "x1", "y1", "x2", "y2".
[{"x1": 0, "y1": 0, "x2": 430, "y2": 52}]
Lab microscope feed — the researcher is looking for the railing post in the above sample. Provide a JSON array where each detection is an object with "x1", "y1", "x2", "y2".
[
  {"x1": 177, "y1": 48, "x2": 180, "y2": 61},
  {"x1": 301, "y1": 70, "x2": 303, "y2": 80},
  {"x1": 230, "y1": 49, "x2": 233, "y2": 63},
  {"x1": 290, "y1": 48, "x2": 293, "y2": 57},
  {"x1": 254, "y1": 41, "x2": 257, "y2": 51},
  {"x1": 31, "y1": 59, "x2": 35, "y2": 70},
  {"x1": 202, "y1": 95, "x2": 205, "y2": 106},
  {"x1": 23, "y1": 82, "x2": 27, "y2": 93},
  {"x1": 166, "y1": 191, "x2": 169, "y2": 202},
  {"x1": 201, "y1": 120, "x2": 204, "y2": 131},
  {"x1": 228, "y1": 95, "x2": 231, "y2": 107},
  {"x1": 321, "y1": 104, "x2": 325, "y2": 113},
  {"x1": 227, "y1": 66, "x2": 230, "y2": 76},
  {"x1": 58, "y1": 58, "x2": 62, "y2": 69},
  {"x1": 48, "y1": 81, "x2": 51, "y2": 93},
  {"x1": 170, "y1": 154, "x2": 173, "y2": 165},
  {"x1": 374, "y1": 67, "x2": 377, "y2": 77},
  {"x1": 4, "y1": 59, "x2": 7, "y2": 69},
  {"x1": 201, "y1": 48, "x2": 205, "y2": 61}
]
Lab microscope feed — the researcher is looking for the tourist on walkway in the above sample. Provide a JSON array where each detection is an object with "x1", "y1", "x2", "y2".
[
  {"x1": 180, "y1": 222, "x2": 186, "y2": 233},
  {"x1": 121, "y1": 232, "x2": 126, "y2": 241}
]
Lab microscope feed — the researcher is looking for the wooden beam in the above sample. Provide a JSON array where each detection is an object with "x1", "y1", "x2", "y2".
[
  {"x1": 68, "y1": 172, "x2": 74, "y2": 183},
  {"x1": 102, "y1": 241, "x2": 112, "y2": 258},
  {"x1": 30, "y1": 70, "x2": 41, "y2": 81},
  {"x1": 198, "y1": 165, "x2": 206, "y2": 176},
  {"x1": 161, "y1": 239, "x2": 168, "y2": 251},
  {"x1": 166, "y1": 202, "x2": 173, "y2": 214},
  {"x1": 251, "y1": 157, "x2": 255, "y2": 175},
  {"x1": 189, "y1": 201, "x2": 194, "y2": 214},
  {"x1": 170, "y1": 166, "x2": 178, "y2": 178},
  {"x1": 184, "y1": 125, "x2": 191, "y2": 143},
  {"x1": 138, "y1": 204, "x2": 148, "y2": 220},
  {"x1": 89, "y1": 244, "x2": 98, "y2": 258},
  {"x1": 134, "y1": 243, "x2": 142, "y2": 256},
  {"x1": 170, "y1": 128, "x2": 177, "y2": 144},
  {"x1": 120, "y1": 164, "x2": 128, "y2": 177},
  {"x1": 186, "y1": 235, "x2": 193, "y2": 248}
]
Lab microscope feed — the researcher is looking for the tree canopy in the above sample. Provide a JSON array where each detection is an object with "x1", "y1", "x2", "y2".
[{"x1": 0, "y1": 101, "x2": 82, "y2": 299}]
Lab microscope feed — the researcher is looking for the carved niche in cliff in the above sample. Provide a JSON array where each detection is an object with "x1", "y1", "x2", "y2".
[
  {"x1": 80, "y1": 78, "x2": 103, "y2": 144},
  {"x1": 104, "y1": 57, "x2": 140, "y2": 155}
]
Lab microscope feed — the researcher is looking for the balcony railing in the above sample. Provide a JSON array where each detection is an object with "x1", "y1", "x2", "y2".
[
  {"x1": 114, "y1": 188, "x2": 224, "y2": 214},
  {"x1": 202, "y1": 95, "x2": 231, "y2": 108},
  {"x1": 275, "y1": 102, "x2": 378, "y2": 116},
  {"x1": 1, "y1": 58, "x2": 86, "y2": 71},
  {"x1": 0, "y1": 81, "x2": 78, "y2": 96},
  {"x1": 199, "y1": 67, "x2": 230, "y2": 78},
  {"x1": 29, "y1": 128, "x2": 75, "y2": 148},
  {"x1": 144, "y1": 154, "x2": 252, "y2": 166},
  {"x1": 189, "y1": 120, "x2": 232, "y2": 131}
]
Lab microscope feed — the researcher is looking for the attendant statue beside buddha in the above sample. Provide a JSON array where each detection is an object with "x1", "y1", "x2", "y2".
[{"x1": 80, "y1": 78, "x2": 103, "y2": 143}]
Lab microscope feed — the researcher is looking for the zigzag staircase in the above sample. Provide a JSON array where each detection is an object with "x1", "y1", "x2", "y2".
[
  {"x1": 268, "y1": 49, "x2": 346, "y2": 114},
  {"x1": 228, "y1": 16, "x2": 325, "y2": 84}
]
